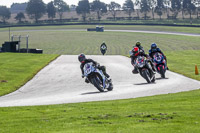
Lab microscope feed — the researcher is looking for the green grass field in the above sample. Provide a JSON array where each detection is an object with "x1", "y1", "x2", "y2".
[
  {"x1": 0, "y1": 25, "x2": 200, "y2": 132},
  {"x1": 0, "y1": 25, "x2": 200, "y2": 33},
  {"x1": 0, "y1": 88, "x2": 200, "y2": 132},
  {"x1": 167, "y1": 50, "x2": 200, "y2": 81},
  {"x1": 1, "y1": 26, "x2": 200, "y2": 55},
  {"x1": 0, "y1": 53, "x2": 59, "y2": 96}
]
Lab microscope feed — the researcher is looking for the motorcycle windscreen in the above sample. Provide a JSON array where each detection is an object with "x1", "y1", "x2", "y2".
[
  {"x1": 83, "y1": 63, "x2": 94, "y2": 76},
  {"x1": 136, "y1": 56, "x2": 145, "y2": 68}
]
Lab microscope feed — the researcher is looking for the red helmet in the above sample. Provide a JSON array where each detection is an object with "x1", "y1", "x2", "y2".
[{"x1": 133, "y1": 47, "x2": 139, "y2": 56}]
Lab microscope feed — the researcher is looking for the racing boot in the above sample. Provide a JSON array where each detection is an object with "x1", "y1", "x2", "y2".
[
  {"x1": 103, "y1": 72, "x2": 111, "y2": 82},
  {"x1": 85, "y1": 78, "x2": 89, "y2": 83},
  {"x1": 104, "y1": 73, "x2": 110, "y2": 78},
  {"x1": 132, "y1": 67, "x2": 139, "y2": 74}
]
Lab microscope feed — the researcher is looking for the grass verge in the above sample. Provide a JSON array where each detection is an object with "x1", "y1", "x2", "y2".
[
  {"x1": 0, "y1": 89, "x2": 200, "y2": 133},
  {"x1": 166, "y1": 50, "x2": 200, "y2": 81},
  {"x1": 0, "y1": 53, "x2": 59, "y2": 96}
]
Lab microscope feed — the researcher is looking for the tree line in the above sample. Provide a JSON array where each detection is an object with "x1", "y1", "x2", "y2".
[{"x1": 0, "y1": 0, "x2": 199, "y2": 24}]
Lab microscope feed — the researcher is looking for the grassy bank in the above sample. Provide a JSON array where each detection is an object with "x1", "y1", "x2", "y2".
[
  {"x1": 0, "y1": 53, "x2": 59, "y2": 96},
  {"x1": 167, "y1": 50, "x2": 200, "y2": 81},
  {"x1": 0, "y1": 88, "x2": 200, "y2": 132}
]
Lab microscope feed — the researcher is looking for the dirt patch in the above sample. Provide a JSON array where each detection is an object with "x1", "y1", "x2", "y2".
[{"x1": 0, "y1": 80, "x2": 8, "y2": 83}]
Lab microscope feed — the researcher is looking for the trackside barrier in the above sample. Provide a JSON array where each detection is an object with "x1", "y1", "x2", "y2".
[
  {"x1": 195, "y1": 65, "x2": 199, "y2": 75},
  {"x1": 11, "y1": 35, "x2": 29, "y2": 53}
]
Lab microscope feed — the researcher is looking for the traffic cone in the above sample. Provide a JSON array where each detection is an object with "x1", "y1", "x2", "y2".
[{"x1": 195, "y1": 65, "x2": 199, "y2": 75}]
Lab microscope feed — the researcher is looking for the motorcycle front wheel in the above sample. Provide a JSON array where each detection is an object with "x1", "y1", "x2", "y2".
[
  {"x1": 142, "y1": 69, "x2": 151, "y2": 83},
  {"x1": 107, "y1": 82, "x2": 113, "y2": 91},
  {"x1": 91, "y1": 76, "x2": 104, "y2": 92},
  {"x1": 159, "y1": 65, "x2": 165, "y2": 78}
]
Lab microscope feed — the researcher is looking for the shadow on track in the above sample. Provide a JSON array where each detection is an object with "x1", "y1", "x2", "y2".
[
  {"x1": 156, "y1": 77, "x2": 169, "y2": 80},
  {"x1": 81, "y1": 91, "x2": 108, "y2": 95},
  {"x1": 134, "y1": 82, "x2": 156, "y2": 85}
]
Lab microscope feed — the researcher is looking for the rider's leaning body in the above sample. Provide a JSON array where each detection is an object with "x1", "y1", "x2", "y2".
[
  {"x1": 100, "y1": 42, "x2": 107, "y2": 51},
  {"x1": 130, "y1": 47, "x2": 156, "y2": 74},
  {"x1": 149, "y1": 43, "x2": 168, "y2": 69},
  {"x1": 130, "y1": 47, "x2": 148, "y2": 66},
  {"x1": 78, "y1": 53, "x2": 110, "y2": 79},
  {"x1": 149, "y1": 43, "x2": 166, "y2": 59},
  {"x1": 80, "y1": 59, "x2": 97, "y2": 76}
]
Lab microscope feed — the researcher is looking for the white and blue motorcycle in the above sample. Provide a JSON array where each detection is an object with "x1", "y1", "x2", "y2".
[{"x1": 83, "y1": 62, "x2": 113, "y2": 92}]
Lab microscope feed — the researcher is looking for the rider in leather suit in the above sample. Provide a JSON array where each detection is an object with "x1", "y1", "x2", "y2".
[
  {"x1": 149, "y1": 43, "x2": 168, "y2": 69},
  {"x1": 130, "y1": 47, "x2": 156, "y2": 74},
  {"x1": 78, "y1": 53, "x2": 110, "y2": 83}
]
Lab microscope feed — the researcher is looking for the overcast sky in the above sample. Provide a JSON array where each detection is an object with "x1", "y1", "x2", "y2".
[{"x1": 1, "y1": 0, "x2": 125, "y2": 8}]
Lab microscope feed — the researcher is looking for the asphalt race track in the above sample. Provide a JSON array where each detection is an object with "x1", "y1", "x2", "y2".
[{"x1": 0, "y1": 55, "x2": 200, "y2": 107}]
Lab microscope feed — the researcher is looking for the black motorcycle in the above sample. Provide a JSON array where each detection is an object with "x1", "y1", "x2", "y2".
[
  {"x1": 135, "y1": 56, "x2": 156, "y2": 83},
  {"x1": 100, "y1": 45, "x2": 107, "y2": 55}
]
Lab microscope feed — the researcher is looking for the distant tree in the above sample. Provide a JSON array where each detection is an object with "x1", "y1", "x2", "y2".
[
  {"x1": 54, "y1": 0, "x2": 69, "y2": 21},
  {"x1": 164, "y1": 0, "x2": 170, "y2": 19},
  {"x1": 135, "y1": 0, "x2": 141, "y2": 19},
  {"x1": 149, "y1": 0, "x2": 157, "y2": 20},
  {"x1": 196, "y1": 0, "x2": 200, "y2": 19},
  {"x1": 155, "y1": 0, "x2": 165, "y2": 19},
  {"x1": 140, "y1": 0, "x2": 151, "y2": 20},
  {"x1": 181, "y1": 0, "x2": 185, "y2": 19},
  {"x1": 108, "y1": 2, "x2": 121, "y2": 20},
  {"x1": 76, "y1": 0, "x2": 90, "y2": 21},
  {"x1": 91, "y1": 0, "x2": 107, "y2": 21},
  {"x1": 47, "y1": 1, "x2": 56, "y2": 20},
  {"x1": 123, "y1": 0, "x2": 134, "y2": 19},
  {"x1": 70, "y1": 5, "x2": 77, "y2": 11},
  {"x1": 171, "y1": 0, "x2": 181, "y2": 19},
  {"x1": 15, "y1": 12, "x2": 25, "y2": 23},
  {"x1": 26, "y1": 0, "x2": 46, "y2": 23},
  {"x1": 0, "y1": 6, "x2": 11, "y2": 23},
  {"x1": 183, "y1": 0, "x2": 196, "y2": 19}
]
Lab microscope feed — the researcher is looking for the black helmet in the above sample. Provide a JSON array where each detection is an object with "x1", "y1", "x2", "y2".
[
  {"x1": 136, "y1": 41, "x2": 141, "y2": 47},
  {"x1": 151, "y1": 43, "x2": 157, "y2": 49},
  {"x1": 151, "y1": 43, "x2": 157, "y2": 52},
  {"x1": 78, "y1": 53, "x2": 86, "y2": 63}
]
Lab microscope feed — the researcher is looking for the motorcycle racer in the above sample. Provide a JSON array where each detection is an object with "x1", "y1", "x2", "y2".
[
  {"x1": 100, "y1": 41, "x2": 107, "y2": 55},
  {"x1": 100, "y1": 41, "x2": 107, "y2": 51},
  {"x1": 130, "y1": 47, "x2": 156, "y2": 74},
  {"x1": 149, "y1": 43, "x2": 168, "y2": 69},
  {"x1": 78, "y1": 53, "x2": 110, "y2": 83},
  {"x1": 135, "y1": 41, "x2": 145, "y2": 53}
]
